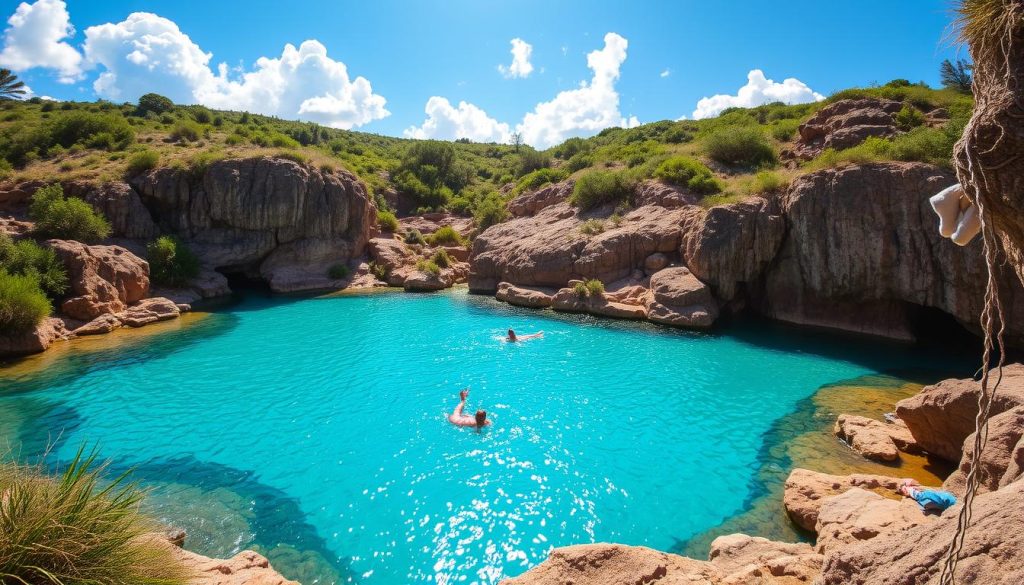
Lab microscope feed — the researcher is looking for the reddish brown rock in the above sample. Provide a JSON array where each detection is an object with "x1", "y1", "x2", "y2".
[
  {"x1": 944, "y1": 405, "x2": 1024, "y2": 496},
  {"x1": 794, "y1": 98, "x2": 902, "y2": 159},
  {"x1": 633, "y1": 180, "x2": 699, "y2": 209},
  {"x1": 507, "y1": 181, "x2": 573, "y2": 217},
  {"x1": 643, "y1": 252, "x2": 669, "y2": 274},
  {"x1": 895, "y1": 364, "x2": 1024, "y2": 462},
  {"x1": 834, "y1": 415, "x2": 900, "y2": 462},
  {"x1": 74, "y1": 313, "x2": 122, "y2": 336},
  {"x1": 65, "y1": 181, "x2": 159, "y2": 239},
  {"x1": 500, "y1": 543, "x2": 720, "y2": 585},
  {"x1": 814, "y1": 487, "x2": 932, "y2": 555},
  {"x1": 783, "y1": 468, "x2": 903, "y2": 532},
  {"x1": 49, "y1": 239, "x2": 150, "y2": 321},
  {"x1": 146, "y1": 533, "x2": 298, "y2": 585},
  {"x1": 368, "y1": 237, "x2": 413, "y2": 285},
  {"x1": 496, "y1": 282, "x2": 555, "y2": 308},
  {"x1": 0, "y1": 317, "x2": 68, "y2": 357},
  {"x1": 818, "y1": 478, "x2": 1024, "y2": 585},
  {"x1": 398, "y1": 213, "x2": 474, "y2": 238},
  {"x1": 884, "y1": 418, "x2": 920, "y2": 453},
  {"x1": 403, "y1": 270, "x2": 451, "y2": 291},
  {"x1": 645, "y1": 266, "x2": 719, "y2": 328},
  {"x1": 707, "y1": 534, "x2": 822, "y2": 584},
  {"x1": 118, "y1": 297, "x2": 181, "y2": 327}
]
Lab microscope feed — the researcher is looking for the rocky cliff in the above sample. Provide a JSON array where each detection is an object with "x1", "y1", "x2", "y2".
[
  {"x1": 130, "y1": 157, "x2": 376, "y2": 292},
  {"x1": 471, "y1": 162, "x2": 1024, "y2": 345}
]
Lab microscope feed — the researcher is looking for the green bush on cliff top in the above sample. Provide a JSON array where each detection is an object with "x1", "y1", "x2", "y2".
[
  {"x1": 0, "y1": 233, "x2": 67, "y2": 300},
  {"x1": 654, "y1": 156, "x2": 722, "y2": 194},
  {"x1": 377, "y1": 210, "x2": 400, "y2": 232},
  {"x1": 703, "y1": 126, "x2": 777, "y2": 168},
  {"x1": 570, "y1": 170, "x2": 634, "y2": 211},
  {"x1": 29, "y1": 184, "x2": 112, "y2": 243},
  {"x1": 0, "y1": 446, "x2": 189, "y2": 585},
  {"x1": 146, "y1": 236, "x2": 199, "y2": 288}
]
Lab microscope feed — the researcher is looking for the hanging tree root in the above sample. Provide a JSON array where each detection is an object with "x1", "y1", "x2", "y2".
[{"x1": 942, "y1": 2, "x2": 1024, "y2": 584}]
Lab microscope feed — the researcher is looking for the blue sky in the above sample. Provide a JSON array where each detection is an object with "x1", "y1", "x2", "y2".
[{"x1": 0, "y1": 0, "x2": 964, "y2": 147}]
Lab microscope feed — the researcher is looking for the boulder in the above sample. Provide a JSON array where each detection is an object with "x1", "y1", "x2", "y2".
[
  {"x1": 943, "y1": 405, "x2": 1024, "y2": 496},
  {"x1": 131, "y1": 157, "x2": 374, "y2": 293},
  {"x1": 144, "y1": 533, "x2": 298, "y2": 585},
  {"x1": 495, "y1": 282, "x2": 555, "y2": 308},
  {"x1": 403, "y1": 270, "x2": 451, "y2": 292},
  {"x1": 118, "y1": 297, "x2": 181, "y2": 328},
  {"x1": 895, "y1": 364, "x2": 1024, "y2": 462},
  {"x1": 834, "y1": 414, "x2": 900, "y2": 461},
  {"x1": 633, "y1": 180, "x2": 699, "y2": 209},
  {"x1": 818, "y1": 478, "x2": 1024, "y2": 585},
  {"x1": 707, "y1": 534, "x2": 822, "y2": 584},
  {"x1": 49, "y1": 240, "x2": 150, "y2": 321},
  {"x1": 74, "y1": 313, "x2": 122, "y2": 336},
  {"x1": 884, "y1": 418, "x2": 920, "y2": 453},
  {"x1": 66, "y1": 181, "x2": 159, "y2": 239},
  {"x1": 643, "y1": 252, "x2": 669, "y2": 274},
  {"x1": 191, "y1": 269, "x2": 232, "y2": 298},
  {"x1": 783, "y1": 468, "x2": 903, "y2": 532},
  {"x1": 499, "y1": 544, "x2": 720, "y2": 585},
  {"x1": 645, "y1": 266, "x2": 719, "y2": 328},
  {"x1": 0, "y1": 317, "x2": 68, "y2": 357},
  {"x1": 814, "y1": 487, "x2": 932, "y2": 555},
  {"x1": 507, "y1": 181, "x2": 574, "y2": 217},
  {"x1": 794, "y1": 98, "x2": 902, "y2": 159},
  {"x1": 398, "y1": 213, "x2": 474, "y2": 238},
  {"x1": 470, "y1": 199, "x2": 691, "y2": 292}
]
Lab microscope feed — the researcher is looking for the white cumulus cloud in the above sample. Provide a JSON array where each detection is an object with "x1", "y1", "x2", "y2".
[
  {"x1": 497, "y1": 38, "x2": 533, "y2": 79},
  {"x1": 403, "y1": 96, "x2": 511, "y2": 143},
  {"x1": 516, "y1": 32, "x2": 639, "y2": 149},
  {"x1": 691, "y1": 69, "x2": 824, "y2": 119},
  {"x1": 660, "y1": 69, "x2": 670, "y2": 78},
  {"x1": 0, "y1": 0, "x2": 83, "y2": 82},
  {"x1": 81, "y1": 12, "x2": 388, "y2": 129}
]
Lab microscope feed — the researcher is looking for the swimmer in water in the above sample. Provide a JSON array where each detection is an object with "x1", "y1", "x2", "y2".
[
  {"x1": 507, "y1": 329, "x2": 543, "y2": 342},
  {"x1": 448, "y1": 388, "x2": 491, "y2": 432}
]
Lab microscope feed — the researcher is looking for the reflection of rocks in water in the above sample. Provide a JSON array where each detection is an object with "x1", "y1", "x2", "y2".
[
  {"x1": 678, "y1": 374, "x2": 954, "y2": 557},
  {"x1": 252, "y1": 543, "x2": 353, "y2": 585}
]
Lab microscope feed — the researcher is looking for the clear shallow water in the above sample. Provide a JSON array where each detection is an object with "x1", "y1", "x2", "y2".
[{"x1": 0, "y1": 290, "x2": 970, "y2": 584}]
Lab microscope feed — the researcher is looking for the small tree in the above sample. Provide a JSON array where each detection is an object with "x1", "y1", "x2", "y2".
[
  {"x1": 940, "y1": 59, "x2": 973, "y2": 93},
  {"x1": 509, "y1": 132, "x2": 524, "y2": 153},
  {"x1": 136, "y1": 93, "x2": 174, "y2": 115},
  {"x1": 0, "y1": 68, "x2": 26, "y2": 100}
]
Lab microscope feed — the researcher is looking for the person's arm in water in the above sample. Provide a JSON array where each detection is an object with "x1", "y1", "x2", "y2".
[{"x1": 448, "y1": 389, "x2": 477, "y2": 427}]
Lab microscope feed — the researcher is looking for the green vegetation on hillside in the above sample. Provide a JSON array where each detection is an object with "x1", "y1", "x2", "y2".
[
  {"x1": 29, "y1": 183, "x2": 111, "y2": 242},
  {"x1": 146, "y1": 235, "x2": 199, "y2": 288},
  {"x1": 0, "y1": 78, "x2": 972, "y2": 233}
]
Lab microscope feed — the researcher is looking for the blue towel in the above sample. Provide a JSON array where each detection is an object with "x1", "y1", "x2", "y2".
[{"x1": 916, "y1": 489, "x2": 957, "y2": 512}]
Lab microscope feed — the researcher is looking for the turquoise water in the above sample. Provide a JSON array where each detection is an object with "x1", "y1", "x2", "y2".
[{"x1": 0, "y1": 290, "x2": 968, "y2": 584}]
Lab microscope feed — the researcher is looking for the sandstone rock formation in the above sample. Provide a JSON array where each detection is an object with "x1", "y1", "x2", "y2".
[
  {"x1": 507, "y1": 181, "x2": 573, "y2": 217},
  {"x1": 65, "y1": 181, "x2": 159, "y2": 239},
  {"x1": 131, "y1": 157, "x2": 375, "y2": 293},
  {"x1": 782, "y1": 468, "x2": 903, "y2": 532},
  {"x1": 146, "y1": 532, "x2": 298, "y2": 585},
  {"x1": 793, "y1": 98, "x2": 903, "y2": 160},
  {"x1": 0, "y1": 317, "x2": 68, "y2": 356},
  {"x1": 646, "y1": 266, "x2": 718, "y2": 328},
  {"x1": 500, "y1": 536, "x2": 822, "y2": 585},
  {"x1": 495, "y1": 282, "x2": 555, "y2": 308},
  {"x1": 943, "y1": 405, "x2": 1024, "y2": 496},
  {"x1": 48, "y1": 239, "x2": 150, "y2": 321},
  {"x1": 834, "y1": 415, "x2": 900, "y2": 461},
  {"x1": 813, "y1": 487, "x2": 931, "y2": 554},
  {"x1": 895, "y1": 364, "x2": 1024, "y2": 462},
  {"x1": 817, "y1": 478, "x2": 1024, "y2": 585}
]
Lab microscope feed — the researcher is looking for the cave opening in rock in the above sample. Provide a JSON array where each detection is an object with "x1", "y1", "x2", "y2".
[
  {"x1": 218, "y1": 269, "x2": 272, "y2": 294},
  {"x1": 906, "y1": 304, "x2": 982, "y2": 354}
]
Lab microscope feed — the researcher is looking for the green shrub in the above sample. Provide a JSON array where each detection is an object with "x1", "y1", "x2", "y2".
[
  {"x1": 430, "y1": 248, "x2": 452, "y2": 268},
  {"x1": 653, "y1": 156, "x2": 722, "y2": 194},
  {"x1": 415, "y1": 258, "x2": 441, "y2": 276},
  {"x1": 125, "y1": 149, "x2": 159, "y2": 176},
  {"x1": 888, "y1": 126, "x2": 953, "y2": 166},
  {"x1": 895, "y1": 104, "x2": 925, "y2": 130},
  {"x1": 188, "y1": 151, "x2": 225, "y2": 177},
  {"x1": 517, "y1": 149, "x2": 551, "y2": 176},
  {"x1": 369, "y1": 261, "x2": 388, "y2": 280},
  {"x1": 0, "y1": 270, "x2": 51, "y2": 333},
  {"x1": 328, "y1": 264, "x2": 349, "y2": 279},
  {"x1": 169, "y1": 120, "x2": 202, "y2": 142},
  {"x1": 377, "y1": 210, "x2": 399, "y2": 232},
  {"x1": 573, "y1": 278, "x2": 605, "y2": 298},
  {"x1": 47, "y1": 112, "x2": 135, "y2": 151},
  {"x1": 405, "y1": 229, "x2": 426, "y2": 245},
  {"x1": 425, "y1": 225, "x2": 464, "y2": 246},
  {"x1": 578, "y1": 219, "x2": 605, "y2": 235},
  {"x1": 566, "y1": 152, "x2": 595, "y2": 172},
  {"x1": 703, "y1": 126, "x2": 777, "y2": 167},
  {"x1": 146, "y1": 236, "x2": 199, "y2": 287},
  {"x1": 770, "y1": 119, "x2": 801, "y2": 141},
  {"x1": 570, "y1": 170, "x2": 634, "y2": 210},
  {"x1": 29, "y1": 184, "x2": 111, "y2": 242},
  {"x1": 0, "y1": 447, "x2": 189, "y2": 585},
  {"x1": 274, "y1": 150, "x2": 307, "y2": 164},
  {"x1": 0, "y1": 234, "x2": 68, "y2": 299},
  {"x1": 474, "y1": 193, "x2": 509, "y2": 230},
  {"x1": 189, "y1": 106, "x2": 213, "y2": 124},
  {"x1": 136, "y1": 93, "x2": 174, "y2": 115},
  {"x1": 514, "y1": 167, "x2": 568, "y2": 195},
  {"x1": 748, "y1": 170, "x2": 788, "y2": 195}
]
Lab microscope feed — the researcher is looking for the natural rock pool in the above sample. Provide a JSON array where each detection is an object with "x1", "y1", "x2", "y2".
[{"x1": 0, "y1": 290, "x2": 970, "y2": 584}]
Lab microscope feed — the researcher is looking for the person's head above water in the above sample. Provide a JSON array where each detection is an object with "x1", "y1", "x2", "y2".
[
  {"x1": 507, "y1": 329, "x2": 517, "y2": 341},
  {"x1": 475, "y1": 409, "x2": 487, "y2": 428}
]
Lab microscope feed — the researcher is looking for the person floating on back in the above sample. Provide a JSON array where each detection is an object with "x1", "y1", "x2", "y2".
[
  {"x1": 897, "y1": 478, "x2": 958, "y2": 513},
  {"x1": 448, "y1": 388, "x2": 491, "y2": 432},
  {"x1": 507, "y1": 329, "x2": 543, "y2": 342}
]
